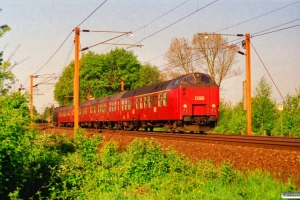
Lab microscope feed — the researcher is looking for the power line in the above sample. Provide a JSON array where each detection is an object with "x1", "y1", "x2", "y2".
[
  {"x1": 252, "y1": 18, "x2": 300, "y2": 36},
  {"x1": 252, "y1": 24, "x2": 300, "y2": 37},
  {"x1": 58, "y1": 42, "x2": 74, "y2": 77},
  {"x1": 133, "y1": 0, "x2": 191, "y2": 33},
  {"x1": 23, "y1": 0, "x2": 109, "y2": 86},
  {"x1": 100, "y1": 0, "x2": 191, "y2": 54},
  {"x1": 147, "y1": 17, "x2": 300, "y2": 71},
  {"x1": 126, "y1": 0, "x2": 219, "y2": 49},
  {"x1": 145, "y1": 2, "x2": 300, "y2": 64},
  {"x1": 250, "y1": 41, "x2": 286, "y2": 104},
  {"x1": 76, "y1": 0, "x2": 108, "y2": 27},
  {"x1": 215, "y1": 1, "x2": 300, "y2": 33}
]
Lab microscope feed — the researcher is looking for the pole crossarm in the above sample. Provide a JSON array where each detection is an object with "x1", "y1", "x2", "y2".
[
  {"x1": 82, "y1": 30, "x2": 132, "y2": 34},
  {"x1": 198, "y1": 33, "x2": 244, "y2": 37},
  {"x1": 81, "y1": 32, "x2": 133, "y2": 51},
  {"x1": 98, "y1": 42, "x2": 143, "y2": 47}
]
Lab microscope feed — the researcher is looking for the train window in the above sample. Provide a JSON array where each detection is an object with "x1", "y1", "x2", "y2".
[
  {"x1": 72, "y1": 109, "x2": 74, "y2": 116},
  {"x1": 201, "y1": 74, "x2": 212, "y2": 83},
  {"x1": 109, "y1": 102, "x2": 112, "y2": 112},
  {"x1": 148, "y1": 95, "x2": 152, "y2": 108},
  {"x1": 140, "y1": 97, "x2": 143, "y2": 109},
  {"x1": 136, "y1": 98, "x2": 139, "y2": 109},
  {"x1": 158, "y1": 93, "x2": 162, "y2": 107},
  {"x1": 182, "y1": 74, "x2": 196, "y2": 83},
  {"x1": 153, "y1": 95, "x2": 157, "y2": 106},
  {"x1": 128, "y1": 99, "x2": 131, "y2": 110},
  {"x1": 121, "y1": 100, "x2": 124, "y2": 111},
  {"x1": 125, "y1": 99, "x2": 128, "y2": 110},
  {"x1": 163, "y1": 92, "x2": 168, "y2": 106},
  {"x1": 117, "y1": 101, "x2": 119, "y2": 111},
  {"x1": 143, "y1": 96, "x2": 147, "y2": 108}
]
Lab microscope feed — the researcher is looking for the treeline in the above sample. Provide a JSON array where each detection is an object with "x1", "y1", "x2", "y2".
[
  {"x1": 215, "y1": 76, "x2": 300, "y2": 137},
  {"x1": 54, "y1": 49, "x2": 162, "y2": 106}
]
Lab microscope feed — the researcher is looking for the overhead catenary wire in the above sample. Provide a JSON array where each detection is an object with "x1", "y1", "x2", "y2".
[
  {"x1": 215, "y1": 1, "x2": 300, "y2": 33},
  {"x1": 252, "y1": 24, "x2": 300, "y2": 37},
  {"x1": 126, "y1": 0, "x2": 219, "y2": 49},
  {"x1": 154, "y1": 17, "x2": 300, "y2": 73},
  {"x1": 145, "y1": 2, "x2": 300, "y2": 64},
  {"x1": 100, "y1": 0, "x2": 192, "y2": 54},
  {"x1": 250, "y1": 41, "x2": 287, "y2": 104},
  {"x1": 23, "y1": 0, "x2": 109, "y2": 86}
]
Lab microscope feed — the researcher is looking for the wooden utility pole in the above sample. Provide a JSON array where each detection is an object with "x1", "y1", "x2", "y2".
[
  {"x1": 245, "y1": 33, "x2": 252, "y2": 135},
  {"x1": 121, "y1": 78, "x2": 124, "y2": 92},
  {"x1": 74, "y1": 27, "x2": 80, "y2": 132}
]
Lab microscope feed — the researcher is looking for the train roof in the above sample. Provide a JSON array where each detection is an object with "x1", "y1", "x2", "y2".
[
  {"x1": 56, "y1": 72, "x2": 217, "y2": 109},
  {"x1": 121, "y1": 79, "x2": 173, "y2": 98},
  {"x1": 122, "y1": 72, "x2": 218, "y2": 98}
]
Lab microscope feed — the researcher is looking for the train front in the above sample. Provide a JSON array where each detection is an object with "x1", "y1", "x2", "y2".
[{"x1": 177, "y1": 73, "x2": 219, "y2": 132}]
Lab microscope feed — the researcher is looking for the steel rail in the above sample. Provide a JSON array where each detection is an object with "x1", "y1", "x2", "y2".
[{"x1": 39, "y1": 125, "x2": 300, "y2": 152}]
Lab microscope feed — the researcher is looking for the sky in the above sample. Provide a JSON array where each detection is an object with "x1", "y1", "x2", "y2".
[{"x1": 1, "y1": 0, "x2": 300, "y2": 113}]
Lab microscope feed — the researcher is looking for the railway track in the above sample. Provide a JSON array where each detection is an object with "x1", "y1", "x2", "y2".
[{"x1": 40, "y1": 125, "x2": 300, "y2": 152}]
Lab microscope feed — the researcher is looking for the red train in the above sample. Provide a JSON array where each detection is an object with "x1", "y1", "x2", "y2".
[{"x1": 53, "y1": 72, "x2": 219, "y2": 132}]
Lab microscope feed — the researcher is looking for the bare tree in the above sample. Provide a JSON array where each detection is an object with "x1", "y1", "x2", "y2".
[
  {"x1": 192, "y1": 32, "x2": 241, "y2": 86},
  {"x1": 163, "y1": 38, "x2": 195, "y2": 79}
]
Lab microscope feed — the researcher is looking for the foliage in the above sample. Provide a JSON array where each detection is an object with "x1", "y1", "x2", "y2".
[
  {"x1": 0, "y1": 92, "x2": 59, "y2": 199},
  {"x1": 272, "y1": 87, "x2": 300, "y2": 137},
  {"x1": 45, "y1": 138, "x2": 296, "y2": 199},
  {"x1": 0, "y1": 8, "x2": 11, "y2": 38},
  {"x1": 54, "y1": 61, "x2": 75, "y2": 106},
  {"x1": 54, "y1": 48, "x2": 143, "y2": 106},
  {"x1": 215, "y1": 100, "x2": 246, "y2": 134},
  {"x1": 252, "y1": 76, "x2": 277, "y2": 135},
  {"x1": 132, "y1": 62, "x2": 161, "y2": 88},
  {"x1": 0, "y1": 58, "x2": 15, "y2": 96},
  {"x1": 0, "y1": 12, "x2": 14, "y2": 95}
]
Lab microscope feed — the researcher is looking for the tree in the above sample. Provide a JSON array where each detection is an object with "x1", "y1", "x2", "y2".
[
  {"x1": 54, "y1": 48, "x2": 142, "y2": 106},
  {"x1": 0, "y1": 9, "x2": 13, "y2": 95},
  {"x1": 132, "y1": 62, "x2": 161, "y2": 88},
  {"x1": 54, "y1": 61, "x2": 75, "y2": 106},
  {"x1": 163, "y1": 38, "x2": 195, "y2": 79},
  {"x1": 273, "y1": 87, "x2": 300, "y2": 137},
  {"x1": 0, "y1": 9, "x2": 11, "y2": 38},
  {"x1": 252, "y1": 76, "x2": 277, "y2": 135},
  {"x1": 192, "y1": 32, "x2": 241, "y2": 86}
]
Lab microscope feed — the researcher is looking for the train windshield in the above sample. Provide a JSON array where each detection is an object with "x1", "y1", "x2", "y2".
[
  {"x1": 182, "y1": 74, "x2": 196, "y2": 83},
  {"x1": 201, "y1": 74, "x2": 212, "y2": 83},
  {"x1": 167, "y1": 77, "x2": 182, "y2": 89}
]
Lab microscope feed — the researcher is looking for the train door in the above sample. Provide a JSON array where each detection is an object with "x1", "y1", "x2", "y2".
[{"x1": 152, "y1": 94, "x2": 158, "y2": 120}]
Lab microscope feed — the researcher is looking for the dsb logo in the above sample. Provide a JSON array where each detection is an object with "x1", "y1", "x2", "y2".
[{"x1": 195, "y1": 96, "x2": 205, "y2": 100}]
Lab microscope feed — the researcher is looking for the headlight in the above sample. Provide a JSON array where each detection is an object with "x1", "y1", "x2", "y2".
[
  {"x1": 183, "y1": 104, "x2": 187, "y2": 108},
  {"x1": 212, "y1": 104, "x2": 216, "y2": 108}
]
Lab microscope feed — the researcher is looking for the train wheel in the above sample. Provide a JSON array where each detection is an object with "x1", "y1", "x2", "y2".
[{"x1": 149, "y1": 127, "x2": 154, "y2": 132}]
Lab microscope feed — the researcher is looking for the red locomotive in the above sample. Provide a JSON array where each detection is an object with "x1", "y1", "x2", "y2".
[{"x1": 53, "y1": 72, "x2": 219, "y2": 132}]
